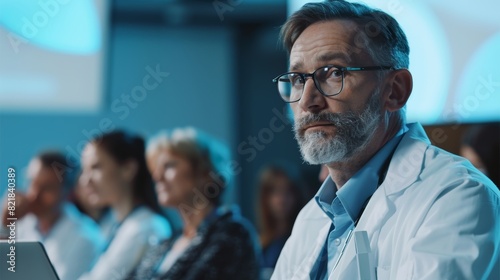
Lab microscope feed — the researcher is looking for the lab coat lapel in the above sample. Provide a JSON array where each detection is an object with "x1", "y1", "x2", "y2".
[
  {"x1": 383, "y1": 123, "x2": 429, "y2": 196},
  {"x1": 291, "y1": 221, "x2": 332, "y2": 280},
  {"x1": 329, "y1": 188, "x2": 394, "y2": 280}
]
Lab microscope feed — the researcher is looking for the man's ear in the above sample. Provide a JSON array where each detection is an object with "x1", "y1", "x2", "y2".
[{"x1": 383, "y1": 69, "x2": 413, "y2": 112}]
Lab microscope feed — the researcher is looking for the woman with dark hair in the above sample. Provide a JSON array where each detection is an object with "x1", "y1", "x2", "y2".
[
  {"x1": 127, "y1": 127, "x2": 260, "y2": 280},
  {"x1": 257, "y1": 165, "x2": 305, "y2": 278},
  {"x1": 78, "y1": 130, "x2": 172, "y2": 280}
]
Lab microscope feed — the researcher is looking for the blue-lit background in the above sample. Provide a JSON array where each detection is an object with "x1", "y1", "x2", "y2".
[
  {"x1": 291, "y1": 0, "x2": 500, "y2": 124},
  {"x1": 1, "y1": 0, "x2": 499, "y2": 223}
]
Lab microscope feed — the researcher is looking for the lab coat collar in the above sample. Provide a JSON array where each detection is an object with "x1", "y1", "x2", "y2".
[
  {"x1": 381, "y1": 122, "x2": 430, "y2": 196},
  {"x1": 314, "y1": 124, "x2": 407, "y2": 224}
]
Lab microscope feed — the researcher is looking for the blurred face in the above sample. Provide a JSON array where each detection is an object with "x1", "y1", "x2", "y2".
[
  {"x1": 289, "y1": 20, "x2": 383, "y2": 164},
  {"x1": 460, "y1": 145, "x2": 488, "y2": 175},
  {"x1": 151, "y1": 149, "x2": 200, "y2": 208},
  {"x1": 267, "y1": 176, "x2": 297, "y2": 222},
  {"x1": 26, "y1": 158, "x2": 64, "y2": 216},
  {"x1": 79, "y1": 142, "x2": 129, "y2": 207},
  {"x1": 73, "y1": 179, "x2": 105, "y2": 213}
]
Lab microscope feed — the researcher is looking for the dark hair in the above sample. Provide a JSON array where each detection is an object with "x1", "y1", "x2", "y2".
[
  {"x1": 280, "y1": 0, "x2": 410, "y2": 69},
  {"x1": 37, "y1": 150, "x2": 77, "y2": 192},
  {"x1": 257, "y1": 165, "x2": 306, "y2": 248},
  {"x1": 462, "y1": 122, "x2": 500, "y2": 187},
  {"x1": 92, "y1": 130, "x2": 165, "y2": 216}
]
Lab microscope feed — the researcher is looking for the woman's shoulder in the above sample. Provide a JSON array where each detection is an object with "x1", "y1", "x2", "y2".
[
  {"x1": 206, "y1": 206, "x2": 259, "y2": 245},
  {"x1": 121, "y1": 206, "x2": 173, "y2": 239}
]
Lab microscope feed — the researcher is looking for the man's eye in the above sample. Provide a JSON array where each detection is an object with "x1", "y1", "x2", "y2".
[
  {"x1": 324, "y1": 67, "x2": 342, "y2": 79},
  {"x1": 331, "y1": 69, "x2": 342, "y2": 77},
  {"x1": 289, "y1": 74, "x2": 303, "y2": 86}
]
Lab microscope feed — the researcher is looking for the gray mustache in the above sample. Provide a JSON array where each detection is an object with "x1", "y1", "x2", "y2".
[{"x1": 294, "y1": 112, "x2": 344, "y2": 132}]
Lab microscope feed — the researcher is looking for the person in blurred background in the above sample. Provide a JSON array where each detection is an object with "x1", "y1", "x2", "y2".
[
  {"x1": 127, "y1": 127, "x2": 260, "y2": 280},
  {"x1": 460, "y1": 122, "x2": 500, "y2": 188},
  {"x1": 0, "y1": 151, "x2": 103, "y2": 280},
  {"x1": 257, "y1": 165, "x2": 305, "y2": 279},
  {"x1": 70, "y1": 180, "x2": 114, "y2": 238},
  {"x1": 78, "y1": 130, "x2": 172, "y2": 280}
]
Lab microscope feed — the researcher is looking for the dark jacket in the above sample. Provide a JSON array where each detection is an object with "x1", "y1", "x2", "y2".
[{"x1": 127, "y1": 208, "x2": 260, "y2": 280}]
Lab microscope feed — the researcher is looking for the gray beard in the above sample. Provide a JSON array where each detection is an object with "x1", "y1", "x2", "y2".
[{"x1": 293, "y1": 92, "x2": 381, "y2": 165}]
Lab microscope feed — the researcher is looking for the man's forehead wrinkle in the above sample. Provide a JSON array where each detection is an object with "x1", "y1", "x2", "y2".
[
  {"x1": 289, "y1": 59, "x2": 303, "y2": 71},
  {"x1": 290, "y1": 50, "x2": 353, "y2": 71},
  {"x1": 317, "y1": 52, "x2": 351, "y2": 64},
  {"x1": 289, "y1": 23, "x2": 365, "y2": 71}
]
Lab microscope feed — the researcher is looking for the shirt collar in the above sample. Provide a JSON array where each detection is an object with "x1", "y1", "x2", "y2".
[{"x1": 315, "y1": 126, "x2": 407, "y2": 223}]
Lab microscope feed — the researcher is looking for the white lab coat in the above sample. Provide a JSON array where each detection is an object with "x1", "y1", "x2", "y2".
[{"x1": 272, "y1": 123, "x2": 500, "y2": 280}]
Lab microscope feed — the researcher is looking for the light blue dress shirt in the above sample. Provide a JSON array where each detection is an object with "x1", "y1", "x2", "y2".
[{"x1": 310, "y1": 127, "x2": 406, "y2": 280}]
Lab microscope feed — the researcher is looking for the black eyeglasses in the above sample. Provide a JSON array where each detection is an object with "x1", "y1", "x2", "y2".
[{"x1": 272, "y1": 65, "x2": 394, "y2": 103}]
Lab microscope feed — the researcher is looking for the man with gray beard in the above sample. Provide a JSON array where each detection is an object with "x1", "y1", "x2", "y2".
[
  {"x1": 294, "y1": 87, "x2": 382, "y2": 165},
  {"x1": 270, "y1": 1, "x2": 500, "y2": 279}
]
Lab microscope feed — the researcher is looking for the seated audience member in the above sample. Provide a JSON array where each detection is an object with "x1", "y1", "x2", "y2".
[
  {"x1": 460, "y1": 122, "x2": 500, "y2": 188},
  {"x1": 78, "y1": 130, "x2": 172, "y2": 280},
  {"x1": 127, "y1": 127, "x2": 260, "y2": 280},
  {"x1": 257, "y1": 165, "x2": 305, "y2": 279},
  {"x1": 70, "y1": 180, "x2": 114, "y2": 238},
  {"x1": 0, "y1": 151, "x2": 103, "y2": 280}
]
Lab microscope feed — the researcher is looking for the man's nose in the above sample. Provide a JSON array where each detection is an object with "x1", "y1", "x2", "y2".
[{"x1": 298, "y1": 78, "x2": 326, "y2": 113}]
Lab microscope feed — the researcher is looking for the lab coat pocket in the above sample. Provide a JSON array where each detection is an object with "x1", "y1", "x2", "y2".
[{"x1": 376, "y1": 266, "x2": 391, "y2": 280}]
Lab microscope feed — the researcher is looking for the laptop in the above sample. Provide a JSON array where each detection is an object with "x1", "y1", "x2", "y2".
[{"x1": 0, "y1": 241, "x2": 60, "y2": 280}]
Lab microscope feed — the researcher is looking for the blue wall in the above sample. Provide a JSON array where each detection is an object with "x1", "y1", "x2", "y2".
[{"x1": 0, "y1": 24, "x2": 237, "y2": 195}]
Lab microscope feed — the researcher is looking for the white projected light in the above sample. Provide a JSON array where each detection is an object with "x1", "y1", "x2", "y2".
[{"x1": 0, "y1": 0, "x2": 109, "y2": 113}]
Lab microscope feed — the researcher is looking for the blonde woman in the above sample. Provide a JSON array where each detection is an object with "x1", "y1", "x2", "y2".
[{"x1": 128, "y1": 127, "x2": 260, "y2": 280}]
